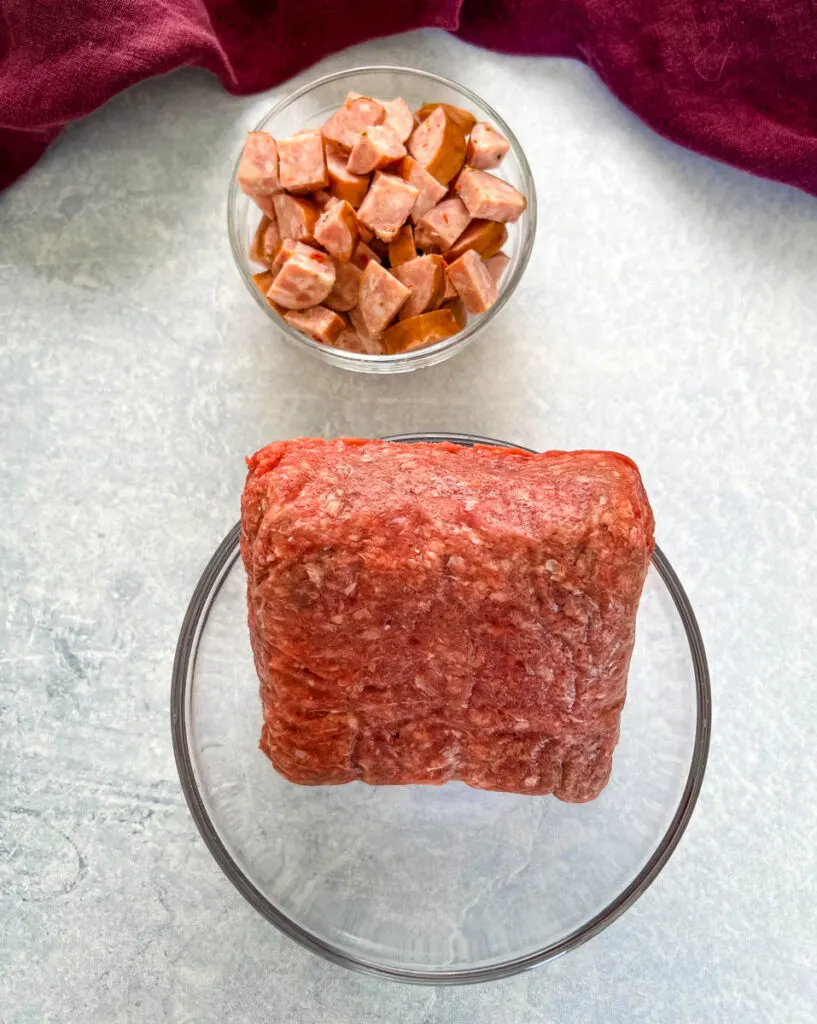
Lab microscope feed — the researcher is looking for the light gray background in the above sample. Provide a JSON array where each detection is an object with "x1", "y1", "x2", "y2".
[{"x1": 1, "y1": 28, "x2": 815, "y2": 1024}]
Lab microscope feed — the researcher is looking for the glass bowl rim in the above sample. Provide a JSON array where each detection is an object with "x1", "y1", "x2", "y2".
[
  {"x1": 170, "y1": 432, "x2": 712, "y2": 985},
  {"x1": 226, "y1": 66, "x2": 538, "y2": 371}
]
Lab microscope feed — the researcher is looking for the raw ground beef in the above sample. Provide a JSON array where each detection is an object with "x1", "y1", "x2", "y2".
[{"x1": 240, "y1": 438, "x2": 654, "y2": 802}]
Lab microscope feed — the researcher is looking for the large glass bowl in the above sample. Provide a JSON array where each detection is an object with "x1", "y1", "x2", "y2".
[
  {"x1": 227, "y1": 68, "x2": 537, "y2": 373},
  {"x1": 171, "y1": 434, "x2": 711, "y2": 984}
]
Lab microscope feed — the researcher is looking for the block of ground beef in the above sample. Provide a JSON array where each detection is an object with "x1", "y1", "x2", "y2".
[{"x1": 240, "y1": 438, "x2": 654, "y2": 802}]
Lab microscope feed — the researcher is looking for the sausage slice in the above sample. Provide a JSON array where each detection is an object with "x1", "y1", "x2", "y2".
[
  {"x1": 466, "y1": 123, "x2": 510, "y2": 170},
  {"x1": 416, "y1": 103, "x2": 477, "y2": 135},
  {"x1": 325, "y1": 141, "x2": 370, "y2": 208},
  {"x1": 414, "y1": 197, "x2": 471, "y2": 252},
  {"x1": 357, "y1": 172, "x2": 419, "y2": 242},
  {"x1": 322, "y1": 95, "x2": 386, "y2": 150},
  {"x1": 399, "y1": 156, "x2": 448, "y2": 223},
  {"x1": 314, "y1": 199, "x2": 360, "y2": 262},
  {"x1": 272, "y1": 194, "x2": 319, "y2": 243},
  {"x1": 388, "y1": 224, "x2": 417, "y2": 268},
  {"x1": 347, "y1": 124, "x2": 406, "y2": 174},
  {"x1": 267, "y1": 243, "x2": 336, "y2": 310},
  {"x1": 445, "y1": 248, "x2": 498, "y2": 314},
  {"x1": 382, "y1": 308, "x2": 461, "y2": 353},
  {"x1": 238, "y1": 132, "x2": 282, "y2": 196},
  {"x1": 324, "y1": 260, "x2": 363, "y2": 312},
  {"x1": 408, "y1": 107, "x2": 467, "y2": 185},
  {"x1": 392, "y1": 255, "x2": 446, "y2": 320},
  {"x1": 283, "y1": 305, "x2": 346, "y2": 345},
  {"x1": 444, "y1": 219, "x2": 507, "y2": 263},
  {"x1": 277, "y1": 129, "x2": 329, "y2": 193},
  {"x1": 455, "y1": 167, "x2": 527, "y2": 223},
  {"x1": 358, "y1": 260, "x2": 411, "y2": 335}
]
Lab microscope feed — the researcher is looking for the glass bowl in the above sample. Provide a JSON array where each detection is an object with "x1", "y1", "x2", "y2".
[
  {"x1": 227, "y1": 68, "x2": 537, "y2": 374},
  {"x1": 171, "y1": 434, "x2": 711, "y2": 984}
]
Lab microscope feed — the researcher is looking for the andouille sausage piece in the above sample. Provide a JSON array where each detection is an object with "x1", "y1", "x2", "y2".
[
  {"x1": 277, "y1": 129, "x2": 329, "y2": 193},
  {"x1": 444, "y1": 219, "x2": 507, "y2": 263},
  {"x1": 408, "y1": 107, "x2": 467, "y2": 186},
  {"x1": 322, "y1": 95, "x2": 386, "y2": 149},
  {"x1": 357, "y1": 172, "x2": 419, "y2": 242},
  {"x1": 442, "y1": 267, "x2": 458, "y2": 301},
  {"x1": 238, "y1": 132, "x2": 282, "y2": 196},
  {"x1": 313, "y1": 199, "x2": 359, "y2": 262},
  {"x1": 399, "y1": 156, "x2": 447, "y2": 223},
  {"x1": 324, "y1": 260, "x2": 362, "y2": 312},
  {"x1": 416, "y1": 103, "x2": 477, "y2": 135},
  {"x1": 283, "y1": 305, "x2": 346, "y2": 345},
  {"x1": 347, "y1": 124, "x2": 407, "y2": 174},
  {"x1": 311, "y1": 189, "x2": 333, "y2": 208},
  {"x1": 267, "y1": 243, "x2": 336, "y2": 310},
  {"x1": 358, "y1": 260, "x2": 410, "y2": 335},
  {"x1": 269, "y1": 238, "x2": 299, "y2": 277},
  {"x1": 272, "y1": 194, "x2": 319, "y2": 243},
  {"x1": 251, "y1": 271, "x2": 280, "y2": 311},
  {"x1": 456, "y1": 167, "x2": 527, "y2": 223},
  {"x1": 445, "y1": 248, "x2": 498, "y2": 314},
  {"x1": 249, "y1": 192, "x2": 278, "y2": 218},
  {"x1": 388, "y1": 224, "x2": 417, "y2": 268},
  {"x1": 334, "y1": 327, "x2": 370, "y2": 353},
  {"x1": 381, "y1": 308, "x2": 460, "y2": 353},
  {"x1": 347, "y1": 305, "x2": 384, "y2": 353},
  {"x1": 250, "y1": 215, "x2": 282, "y2": 266},
  {"x1": 392, "y1": 254, "x2": 446, "y2": 321},
  {"x1": 381, "y1": 97, "x2": 415, "y2": 143},
  {"x1": 414, "y1": 197, "x2": 471, "y2": 252},
  {"x1": 466, "y1": 122, "x2": 510, "y2": 170},
  {"x1": 350, "y1": 239, "x2": 382, "y2": 270},
  {"x1": 325, "y1": 141, "x2": 370, "y2": 208},
  {"x1": 483, "y1": 251, "x2": 511, "y2": 287}
]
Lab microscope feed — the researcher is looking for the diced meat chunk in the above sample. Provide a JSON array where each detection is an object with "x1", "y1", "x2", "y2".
[
  {"x1": 267, "y1": 243, "x2": 336, "y2": 310},
  {"x1": 381, "y1": 308, "x2": 461, "y2": 353},
  {"x1": 311, "y1": 189, "x2": 333, "y2": 208},
  {"x1": 456, "y1": 167, "x2": 527, "y2": 223},
  {"x1": 334, "y1": 328, "x2": 370, "y2": 354},
  {"x1": 324, "y1": 260, "x2": 362, "y2": 312},
  {"x1": 483, "y1": 251, "x2": 511, "y2": 287},
  {"x1": 347, "y1": 305, "x2": 383, "y2": 354},
  {"x1": 322, "y1": 96, "x2": 385, "y2": 150},
  {"x1": 347, "y1": 123, "x2": 407, "y2": 174},
  {"x1": 238, "y1": 132, "x2": 282, "y2": 196},
  {"x1": 381, "y1": 97, "x2": 415, "y2": 143},
  {"x1": 241, "y1": 439, "x2": 654, "y2": 799},
  {"x1": 388, "y1": 224, "x2": 416, "y2": 268},
  {"x1": 314, "y1": 199, "x2": 359, "y2": 262},
  {"x1": 357, "y1": 173, "x2": 418, "y2": 242},
  {"x1": 392, "y1": 255, "x2": 446, "y2": 320},
  {"x1": 444, "y1": 219, "x2": 507, "y2": 263},
  {"x1": 283, "y1": 305, "x2": 346, "y2": 345},
  {"x1": 414, "y1": 198, "x2": 471, "y2": 252},
  {"x1": 272, "y1": 194, "x2": 318, "y2": 243},
  {"x1": 445, "y1": 248, "x2": 498, "y2": 314},
  {"x1": 350, "y1": 240, "x2": 382, "y2": 270},
  {"x1": 358, "y1": 260, "x2": 410, "y2": 335},
  {"x1": 442, "y1": 268, "x2": 458, "y2": 301},
  {"x1": 399, "y1": 156, "x2": 448, "y2": 224},
  {"x1": 325, "y1": 141, "x2": 370, "y2": 208},
  {"x1": 466, "y1": 122, "x2": 510, "y2": 170},
  {"x1": 250, "y1": 215, "x2": 282, "y2": 266},
  {"x1": 249, "y1": 193, "x2": 278, "y2": 218},
  {"x1": 251, "y1": 271, "x2": 280, "y2": 311},
  {"x1": 408, "y1": 107, "x2": 467, "y2": 185},
  {"x1": 416, "y1": 103, "x2": 477, "y2": 135},
  {"x1": 269, "y1": 238, "x2": 298, "y2": 278},
  {"x1": 277, "y1": 129, "x2": 328, "y2": 193}
]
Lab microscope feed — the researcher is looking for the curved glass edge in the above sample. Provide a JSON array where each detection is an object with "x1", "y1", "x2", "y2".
[
  {"x1": 226, "y1": 66, "x2": 538, "y2": 374},
  {"x1": 171, "y1": 434, "x2": 711, "y2": 985}
]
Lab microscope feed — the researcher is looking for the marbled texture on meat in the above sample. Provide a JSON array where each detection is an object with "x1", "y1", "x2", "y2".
[{"x1": 240, "y1": 438, "x2": 654, "y2": 801}]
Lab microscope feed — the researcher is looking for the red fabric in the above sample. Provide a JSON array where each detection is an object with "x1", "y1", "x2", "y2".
[{"x1": 2, "y1": 0, "x2": 817, "y2": 195}]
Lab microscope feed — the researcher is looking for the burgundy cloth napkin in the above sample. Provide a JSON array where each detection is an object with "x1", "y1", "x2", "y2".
[{"x1": 2, "y1": 0, "x2": 817, "y2": 196}]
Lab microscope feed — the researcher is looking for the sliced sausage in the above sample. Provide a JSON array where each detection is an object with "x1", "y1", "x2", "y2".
[
  {"x1": 382, "y1": 97, "x2": 415, "y2": 143},
  {"x1": 357, "y1": 172, "x2": 419, "y2": 242},
  {"x1": 440, "y1": 297, "x2": 467, "y2": 329},
  {"x1": 408, "y1": 107, "x2": 467, "y2": 186},
  {"x1": 238, "y1": 132, "x2": 282, "y2": 196},
  {"x1": 267, "y1": 243, "x2": 336, "y2": 310},
  {"x1": 466, "y1": 122, "x2": 510, "y2": 170},
  {"x1": 416, "y1": 103, "x2": 477, "y2": 135},
  {"x1": 455, "y1": 167, "x2": 527, "y2": 223},
  {"x1": 445, "y1": 248, "x2": 498, "y2": 314},
  {"x1": 350, "y1": 240, "x2": 382, "y2": 270},
  {"x1": 388, "y1": 224, "x2": 417, "y2": 268},
  {"x1": 322, "y1": 96, "x2": 386, "y2": 150},
  {"x1": 277, "y1": 129, "x2": 329, "y2": 193},
  {"x1": 314, "y1": 199, "x2": 360, "y2": 262},
  {"x1": 272, "y1": 194, "x2": 319, "y2": 243},
  {"x1": 444, "y1": 219, "x2": 507, "y2": 263},
  {"x1": 442, "y1": 268, "x2": 458, "y2": 301},
  {"x1": 483, "y1": 251, "x2": 511, "y2": 287},
  {"x1": 324, "y1": 260, "x2": 363, "y2": 312},
  {"x1": 250, "y1": 215, "x2": 272, "y2": 265},
  {"x1": 249, "y1": 192, "x2": 278, "y2": 218},
  {"x1": 269, "y1": 238, "x2": 299, "y2": 278},
  {"x1": 347, "y1": 305, "x2": 384, "y2": 354},
  {"x1": 347, "y1": 123, "x2": 407, "y2": 174},
  {"x1": 311, "y1": 189, "x2": 334, "y2": 208},
  {"x1": 284, "y1": 306, "x2": 346, "y2": 345},
  {"x1": 326, "y1": 141, "x2": 371, "y2": 208},
  {"x1": 334, "y1": 327, "x2": 371, "y2": 354},
  {"x1": 399, "y1": 156, "x2": 447, "y2": 223},
  {"x1": 414, "y1": 198, "x2": 471, "y2": 252},
  {"x1": 358, "y1": 260, "x2": 411, "y2": 335},
  {"x1": 251, "y1": 271, "x2": 278, "y2": 310},
  {"x1": 382, "y1": 308, "x2": 461, "y2": 354},
  {"x1": 392, "y1": 255, "x2": 446, "y2": 320}
]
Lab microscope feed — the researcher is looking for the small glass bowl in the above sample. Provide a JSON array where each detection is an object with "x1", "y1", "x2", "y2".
[
  {"x1": 171, "y1": 434, "x2": 711, "y2": 985},
  {"x1": 227, "y1": 67, "x2": 537, "y2": 374}
]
